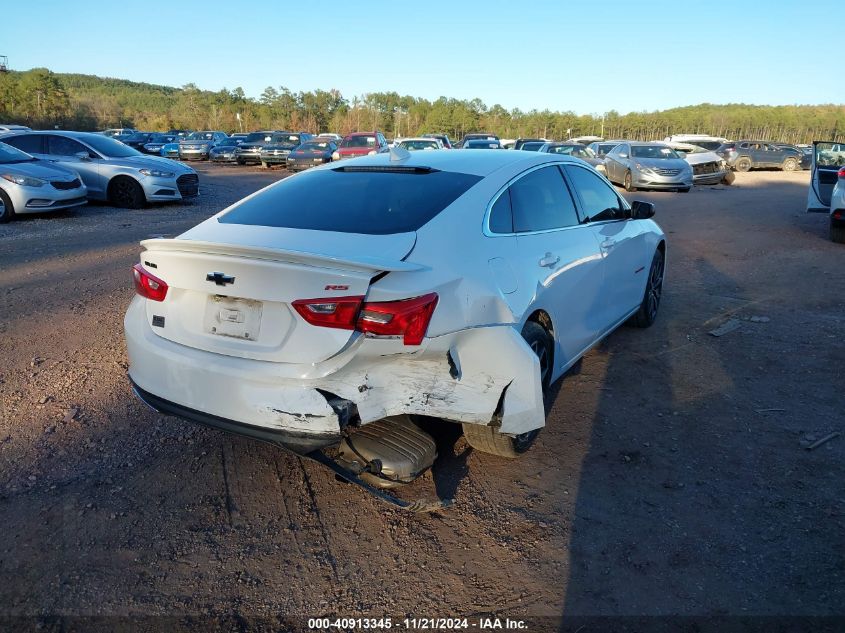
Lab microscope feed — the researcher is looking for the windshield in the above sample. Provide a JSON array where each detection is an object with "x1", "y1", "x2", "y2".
[
  {"x1": 81, "y1": 134, "x2": 142, "y2": 158},
  {"x1": 341, "y1": 135, "x2": 376, "y2": 148},
  {"x1": 0, "y1": 141, "x2": 35, "y2": 164},
  {"x1": 219, "y1": 168, "x2": 482, "y2": 235},
  {"x1": 126, "y1": 133, "x2": 151, "y2": 142},
  {"x1": 298, "y1": 142, "x2": 330, "y2": 151},
  {"x1": 631, "y1": 145, "x2": 680, "y2": 159},
  {"x1": 186, "y1": 132, "x2": 216, "y2": 141},
  {"x1": 245, "y1": 132, "x2": 274, "y2": 143},
  {"x1": 270, "y1": 134, "x2": 301, "y2": 147},
  {"x1": 400, "y1": 140, "x2": 439, "y2": 151},
  {"x1": 147, "y1": 134, "x2": 173, "y2": 143}
]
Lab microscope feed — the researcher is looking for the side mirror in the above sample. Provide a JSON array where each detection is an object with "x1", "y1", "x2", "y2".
[
  {"x1": 631, "y1": 200, "x2": 655, "y2": 220},
  {"x1": 75, "y1": 151, "x2": 92, "y2": 161}
]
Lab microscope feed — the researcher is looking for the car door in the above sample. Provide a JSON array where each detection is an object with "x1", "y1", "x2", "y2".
[
  {"x1": 604, "y1": 144, "x2": 621, "y2": 183},
  {"x1": 44, "y1": 135, "x2": 104, "y2": 198},
  {"x1": 563, "y1": 163, "x2": 651, "y2": 329},
  {"x1": 807, "y1": 140, "x2": 844, "y2": 212},
  {"x1": 489, "y1": 164, "x2": 606, "y2": 372}
]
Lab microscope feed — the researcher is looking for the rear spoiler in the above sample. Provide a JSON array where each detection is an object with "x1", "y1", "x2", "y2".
[{"x1": 139, "y1": 238, "x2": 426, "y2": 273}]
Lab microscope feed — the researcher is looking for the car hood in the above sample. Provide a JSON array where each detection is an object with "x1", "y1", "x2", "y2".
[
  {"x1": 211, "y1": 146, "x2": 238, "y2": 152},
  {"x1": 180, "y1": 139, "x2": 212, "y2": 145},
  {"x1": 237, "y1": 143, "x2": 264, "y2": 150},
  {"x1": 683, "y1": 151, "x2": 723, "y2": 166},
  {"x1": 261, "y1": 145, "x2": 297, "y2": 151},
  {"x1": 633, "y1": 157, "x2": 690, "y2": 170},
  {"x1": 105, "y1": 154, "x2": 194, "y2": 173},
  {"x1": 0, "y1": 159, "x2": 81, "y2": 180}
]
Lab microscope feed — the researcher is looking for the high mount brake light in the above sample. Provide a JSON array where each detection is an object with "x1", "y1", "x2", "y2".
[
  {"x1": 293, "y1": 293, "x2": 439, "y2": 346},
  {"x1": 132, "y1": 264, "x2": 168, "y2": 302}
]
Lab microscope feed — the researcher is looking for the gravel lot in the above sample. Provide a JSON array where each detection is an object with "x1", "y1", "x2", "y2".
[{"x1": 0, "y1": 165, "x2": 843, "y2": 630}]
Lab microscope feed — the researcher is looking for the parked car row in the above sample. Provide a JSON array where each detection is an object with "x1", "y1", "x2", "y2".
[{"x1": 0, "y1": 129, "x2": 200, "y2": 221}]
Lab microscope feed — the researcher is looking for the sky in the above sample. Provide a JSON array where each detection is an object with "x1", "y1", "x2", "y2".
[{"x1": 5, "y1": 0, "x2": 845, "y2": 115}]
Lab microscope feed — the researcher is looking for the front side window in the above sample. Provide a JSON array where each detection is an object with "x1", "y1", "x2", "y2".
[
  {"x1": 564, "y1": 165, "x2": 624, "y2": 222},
  {"x1": 509, "y1": 165, "x2": 579, "y2": 233}
]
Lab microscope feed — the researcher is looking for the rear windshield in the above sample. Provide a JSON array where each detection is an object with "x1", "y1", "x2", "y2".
[
  {"x1": 341, "y1": 135, "x2": 376, "y2": 148},
  {"x1": 218, "y1": 168, "x2": 482, "y2": 235}
]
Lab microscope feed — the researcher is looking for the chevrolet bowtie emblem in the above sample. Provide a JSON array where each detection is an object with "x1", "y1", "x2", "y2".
[{"x1": 206, "y1": 272, "x2": 235, "y2": 286}]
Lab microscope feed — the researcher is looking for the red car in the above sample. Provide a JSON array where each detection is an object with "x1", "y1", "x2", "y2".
[{"x1": 333, "y1": 131, "x2": 389, "y2": 160}]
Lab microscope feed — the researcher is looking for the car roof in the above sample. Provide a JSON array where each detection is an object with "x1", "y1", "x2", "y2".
[
  {"x1": 335, "y1": 147, "x2": 582, "y2": 177},
  {"x1": 400, "y1": 137, "x2": 440, "y2": 142},
  {"x1": 1, "y1": 130, "x2": 108, "y2": 142}
]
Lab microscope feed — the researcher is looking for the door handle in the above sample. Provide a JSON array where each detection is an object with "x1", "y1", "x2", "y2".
[
  {"x1": 538, "y1": 252, "x2": 560, "y2": 268},
  {"x1": 600, "y1": 239, "x2": 616, "y2": 250}
]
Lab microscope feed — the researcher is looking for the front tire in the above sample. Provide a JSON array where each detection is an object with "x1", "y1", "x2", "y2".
[
  {"x1": 631, "y1": 248, "x2": 665, "y2": 328},
  {"x1": 831, "y1": 220, "x2": 845, "y2": 244},
  {"x1": 624, "y1": 170, "x2": 635, "y2": 192},
  {"x1": 0, "y1": 189, "x2": 15, "y2": 223},
  {"x1": 735, "y1": 157, "x2": 752, "y2": 172},
  {"x1": 782, "y1": 158, "x2": 798, "y2": 172},
  {"x1": 108, "y1": 177, "x2": 145, "y2": 209},
  {"x1": 462, "y1": 321, "x2": 551, "y2": 458}
]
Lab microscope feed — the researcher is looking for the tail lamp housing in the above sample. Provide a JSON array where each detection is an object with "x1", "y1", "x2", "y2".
[
  {"x1": 293, "y1": 293, "x2": 438, "y2": 346},
  {"x1": 132, "y1": 264, "x2": 168, "y2": 302}
]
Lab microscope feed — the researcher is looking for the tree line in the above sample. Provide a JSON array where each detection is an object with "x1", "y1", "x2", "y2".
[{"x1": 2, "y1": 68, "x2": 844, "y2": 143}]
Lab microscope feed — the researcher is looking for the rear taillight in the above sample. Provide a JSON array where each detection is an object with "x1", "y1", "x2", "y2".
[
  {"x1": 838, "y1": 167, "x2": 845, "y2": 179},
  {"x1": 292, "y1": 296, "x2": 363, "y2": 330},
  {"x1": 132, "y1": 263, "x2": 168, "y2": 302},
  {"x1": 357, "y1": 293, "x2": 439, "y2": 346},
  {"x1": 292, "y1": 293, "x2": 438, "y2": 346}
]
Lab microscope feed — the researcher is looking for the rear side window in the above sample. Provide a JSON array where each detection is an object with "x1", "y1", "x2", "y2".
[
  {"x1": 219, "y1": 168, "x2": 482, "y2": 235},
  {"x1": 489, "y1": 190, "x2": 513, "y2": 233},
  {"x1": 4, "y1": 134, "x2": 43, "y2": 154},
  {"x1": 509, "y1": 165, "x2": 579, "y2": 232}
]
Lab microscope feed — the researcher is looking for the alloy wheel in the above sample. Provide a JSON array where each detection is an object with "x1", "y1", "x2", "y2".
[{"x1": 646, "y1": 254, "x2": 664, "y2": 320}]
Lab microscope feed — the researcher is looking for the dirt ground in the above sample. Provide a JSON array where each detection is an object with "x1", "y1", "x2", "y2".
[{"x1": 0, "y1": 166, "x2": 843, "y2": 632}]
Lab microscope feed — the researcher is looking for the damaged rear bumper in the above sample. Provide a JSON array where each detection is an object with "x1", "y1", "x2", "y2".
[
  {"x1": 131, "y1": 379, "x2": 341, "y2": 452},
  {"x1": 125, "y1": 299, "x2": 545, "y2": 453}
]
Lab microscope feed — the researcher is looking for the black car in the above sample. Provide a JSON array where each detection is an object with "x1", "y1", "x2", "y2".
[
  {"x1": 513, "y1": 137, "x2": 546, "y2": 151},
  {"x1": 518, "y1": 141, "x2": 547, "y2": 151},
  {"x1": 122, "y1": 132, "x2": 157, "y2": 150},
  {"x1": 140, "y1": 133, "x2": 177, "y2": 155},
  {"x1": 716, "y1": 141, "x2": 803, "y2": 172},
  {"x1": 259, "y1": 132, "x2": 314, "y2": 168},
  {"x1": 209, "y1": 137, "x2": 245, "y2": 164},
  {"x1": 772, "y1": 143, "x2": 812, "y2": 169},
  {"x1": 235, "y1": 130, "x2": 280, "y2": 165},
  {"x1": 285, "y1": 139, "x2": 337, "y2": 171},
  {"x1": 457, "y1": 133, "x2": 500, "y2": 148}
]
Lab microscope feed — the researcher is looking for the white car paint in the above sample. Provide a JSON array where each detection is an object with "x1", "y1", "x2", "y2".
[
  {"x1": 807, "y1": 141, "x2": 845, "y2": 241},
  {"x1": 124, "y1": 150, "x2": 665, "y2": 452}
]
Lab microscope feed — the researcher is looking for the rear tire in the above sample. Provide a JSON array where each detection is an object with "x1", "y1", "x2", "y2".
[
  {"x1": 0, "y1": 189, "x2": 15, "y2": 223},
  {"x1": 108, "y1": 176, "x2": 145, "y2": 209},
  {"x1": 782, "y1": 158, "x2": 798, "y2": 172},
  {"x1": 631, "y1": 248, "x2": 665, "y2": 328},
  {"x1": 462, "y1": 321, "x2": 551, "y2": 458},
  {"x1": 831, "y1": 220, "x2": 845, "y2": 244},
  {"x1": 735, "y1": 157, "x2": 752, "y2": 172},
  {"x1": 624, "y1": 170, "x2": 635, "y2": 192}
]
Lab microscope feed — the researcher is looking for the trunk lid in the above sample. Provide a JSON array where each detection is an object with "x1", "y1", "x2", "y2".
[{"x1": 138, "y1": 226, "x2": 418, "y2": 364}]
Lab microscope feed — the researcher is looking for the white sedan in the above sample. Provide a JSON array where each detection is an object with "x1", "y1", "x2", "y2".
[
  {"x1": 807, "y1": 141, "x2": 845, "y2": 243},
  {"x1": 125, "y1": 149, "x2": 665, "y2": 481}
]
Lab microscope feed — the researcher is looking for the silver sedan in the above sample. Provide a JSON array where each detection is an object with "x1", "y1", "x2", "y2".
[
  {"x1": 0, "y1": 141, "x2": 87, "y2": 223},
  {"x1": 0, "y1": 131, "x2": 198, "y2": 208},
  {"x1": 604, "y1": 142, "x2": 693, "y2": 192}
]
